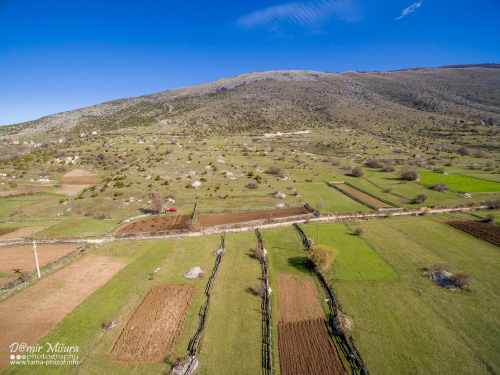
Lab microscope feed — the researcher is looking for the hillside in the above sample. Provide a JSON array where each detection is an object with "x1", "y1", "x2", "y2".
[{"x1": 1, "y1": 64, "x2": 500, "y2": 140}]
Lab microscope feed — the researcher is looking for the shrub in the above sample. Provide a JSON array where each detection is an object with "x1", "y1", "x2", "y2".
[
  {"x1": 381, "y1": 164, "x2": 395, "y2": 173},
  {"x1": 401, "y1": 168, "x2": 419, "y2": 181},
  {"x1": 354, "y1": 228, "x2": 364, "y2": 236},
  {"x1": 256, "y1": 282, "x2": 267, "y2": 298},
  {"x1": 267, "y1": 166, "x2": 285, "y2": 178},
  {"x1": 474, "y1": 149, "x2": 487, "y2": 158},
  {"x1": 450, "y1": 272, "x2": 472, "y2": 289},
  {"x1": 308, "y1": 245, "x2": 336, "y2": 273},
  {"x1": 351, "y1": 166, "x2": 365, "y2": 177},
  {"x1": 114, "y1": 192, "x2": 124, "y2": 197},
  {"x1": 250, "y1": 246, "x2": 265, "y2": 262},
  {"x1": 431, "y1": 182, "x2": 449, "y2": 192},
  {"x1": 185, "y1": 183, "x2": 194, "y2": 189},
  {"x1": 366, "y1": 158, "x2": 382, "y2": 168},
  {"x1": 457, "y1": 146, "x2": 470, "y2": 156},
  {"x1": 246, "y1": 181, "x2": 259, "y2": 189},
  {"x1": 413, "y1": 193, "x2": 428, "y2": 205}
]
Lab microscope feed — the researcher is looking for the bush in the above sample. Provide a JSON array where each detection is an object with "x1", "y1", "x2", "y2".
[
  {"x1": 354, "y1": 228, "x2": 364, "y2": 236},
  {"x1": 450, "y1": 272, "x2": 472, "y2": 289},
  {"x1": 246, "y1": 181, "x2": 259, "y2": 189},
  {"x1": 473, "y1": 149, "x2": 488, "y2": 158},
  {"x1": 381, "y1": 164, "x2": 395, "y2": 173},
  {"x1": 267, "y1": 166, "x2": 285, "y2": 178},
  {"x1": 431, "y1": 182, "x2": 449, "y2": 192},
  {"x1": 250, "y1": 246, "x2": 265, "y2": 262},
  {"x1": 308, "y1": 245, "x2": 336, "y2": 273},
  {"x1": 401, "y1": 168, "x2": 419, "y2": 181},
  {"x1": 351, "y1": 166, "x2": 365, "y2": 177},
  {"x1": 457, "y1": 146, "x2": 470, "y2": 156},
  {"x1": 366, "y1": 158, "x2": 382, "y2": 168}
]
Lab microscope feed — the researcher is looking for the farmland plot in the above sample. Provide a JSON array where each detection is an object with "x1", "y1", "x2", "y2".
[
  {"x1": 278, "y1": 319, "x2": 347, "y2": 375},
  {"x1": 116, "y1": 215, "x2": 191, "y2": 234},
  {"x1": 0, "y1": 255, "x2": 126, "y2": 372},
  {"x1": 334, "y1": 184, "x2": 393, "y2": 209},
  {"x1": 0, "y1": 243, "x2": 81, "y2": 274},
  {"x1": 195, "y1": 206, "x2": 311, "y2": 227},
  {"x1": 447, "y1": 220, "x2": 500, "y2": 247},
  {"x1": 108, "y1": 284, "x2": 196, "y2": 363}
]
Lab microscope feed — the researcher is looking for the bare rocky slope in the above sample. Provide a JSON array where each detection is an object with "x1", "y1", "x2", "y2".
[{"x1": 2, "y1": 64, "x2": 499, "y2": 140}]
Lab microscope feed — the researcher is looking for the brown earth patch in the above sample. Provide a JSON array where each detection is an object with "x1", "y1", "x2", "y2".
[
  {"x1": 108, "y1": 284, "x2": 196, "y2": 363},
  {"x1": 60, "y1": 169, "x2": 99, "y2": 185},
  {"x1": 276, "y1": 273, "x2": 324, "y2": 323},
  {"x1": 278, "y1": 318, "x2": 347, "y2": 375},
  {"x1": 55, "y1": 185, "x2": 92, "y2": 196},
  {"x1": 0, "y1": 188, "x2": 51, "y2": 197},
  {"x1": 447, "y1": 220, "x2": 500, "y2": 247},
  {"x1": 0, "y1": 244, "x2": 81, "y2": 274},
  {"x1": 335, "y1": 184, "x2": 393, "y2": 208},
  {"x1": 0, "y1": 226, "x2": 46, "y2": 239},
  {"x1": 116, "y1": 215, "x2": 191, "y2": 234},
  {"x1": 195, "y1": 206, "x2": 311, "y2": 227},
  {"x1": 0, "y1": 255, "x2": 126, "y2": 372}
]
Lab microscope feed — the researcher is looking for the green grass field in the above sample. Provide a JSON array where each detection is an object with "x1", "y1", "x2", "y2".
[
  {"x1": 299, "y1": 218, "x2": 500, "y2": 375},
  {"x1": 419, "y1": 172, "x2": 500, "y2": 193},
  {"x1": 196, "y1": 232, "x2": 262, "y2": 375}
]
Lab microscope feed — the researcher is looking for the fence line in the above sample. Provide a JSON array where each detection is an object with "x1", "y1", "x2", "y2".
[
  {"x1": 182, "y1": 234, "x2": 225, "y2": 375},
  {"x1": 0, "y1": 240, "x2": 112, "y2": 300},
  {"x1": 255, "y1": 229, "x2": 273, "y2": 375},
  {"x1": 293, "y1": 224, "x2": 368, "y2": 375}
]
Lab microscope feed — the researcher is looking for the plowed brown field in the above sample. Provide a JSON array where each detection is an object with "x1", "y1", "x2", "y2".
[
  {"x1": 0, "y1": 243, "x2": 81, "y2": 274},
  {"x1": 336, "y1": 184, "x2": 393, "y2": 208},
  {"x1": 108, "y1": 284, "x2": 196, "y2": 363},
  {"x1": 276, "y1": 274, "x2": 324, "y2": 323},
  {"x1": 447, "y1": 220, "x2": 500, "y2": 247},
  {"x1": 278, "y1": 318, "x2": 347, "y2": 375},
  {"x1": 0, "y1": 226, "x2": 46, "y2": 239},
  {"x1": 116, "y1": 215, "x2": 191, "y2": 234},
  {"x1": 60, "y1": 169, "x2": 99, "y2": 185},
  {"x1": 0, "y1": 255, "x2": 126, "y2": 372},
  {"x1": 195, "y1": 206, "x2": 311, "y2": 227}
]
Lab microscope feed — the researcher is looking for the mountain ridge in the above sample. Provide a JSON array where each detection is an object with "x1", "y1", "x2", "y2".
[{"x1": 1, "y1": 64, "x2": 499, "y2": 140}]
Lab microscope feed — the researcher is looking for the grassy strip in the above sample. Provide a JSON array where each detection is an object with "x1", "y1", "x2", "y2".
[{"x1": 196, "y1": 231, "x2": 262, "y2": 375}]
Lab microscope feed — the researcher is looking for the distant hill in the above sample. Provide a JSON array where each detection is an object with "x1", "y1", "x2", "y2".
[{"x1": 2, "y1": 64, "x2": 499, "y2": 140}]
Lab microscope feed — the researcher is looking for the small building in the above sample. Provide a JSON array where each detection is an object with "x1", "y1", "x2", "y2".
[
  {"x1": 11, "y1": 140, "x2": 19, "y2": 145},
  {"x1": 91, "y1": 131, "x2": 98, "y2": 136}
]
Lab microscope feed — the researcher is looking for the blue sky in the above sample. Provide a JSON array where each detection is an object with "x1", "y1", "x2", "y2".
[{"x1": 1, "y1": 0, "x2": 499, "y2": 125}]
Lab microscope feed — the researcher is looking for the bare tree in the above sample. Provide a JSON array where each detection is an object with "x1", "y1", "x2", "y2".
[{"x1": 151, "y1": 191, "x2": 166, "y2": 214}]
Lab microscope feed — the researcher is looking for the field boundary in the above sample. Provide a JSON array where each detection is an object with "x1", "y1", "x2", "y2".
[
  {"x1": 181, "y1": 234, "x2": 226, "y2": 375},
  {"x1": 294, "y1": 224, "x2": 367, "y2": 375},
  {"x1": 329, "y1": 182, "x2": 402, "y2": 211},
  {"x1": 255, "y1": 228, "x2": 273, "y2": 375},
  {"x1": 0, "y1": 240, "x2": 111, "y2": 300}
]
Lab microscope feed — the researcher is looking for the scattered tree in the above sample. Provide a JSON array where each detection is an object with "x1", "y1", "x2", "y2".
[
  {"x1": 151, "y1": 191, "x2": 165, "y2": 214},
  {"x1": 457, "y1": 146, "x2": 470, "y2": 156},
  {"x1": 401, "y1": 168, "x2": 419, "y2": 181},
  {"x1": 308, "y1": 245, "x2": 336, "y2": 273},
  {"x1": 351, "y1": 166, "x2": 365, "y2": 177},
  {"x1": 431, "y1": 182, "x2": 449, "y2": 192}
]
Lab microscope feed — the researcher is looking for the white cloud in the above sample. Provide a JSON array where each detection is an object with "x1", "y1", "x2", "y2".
[
  {"x1": 395, "y1": 2, "x2": 422, "y2": 20},
  {"x1": 236, "y1": 0, "x2": 362, "y2": 29}
]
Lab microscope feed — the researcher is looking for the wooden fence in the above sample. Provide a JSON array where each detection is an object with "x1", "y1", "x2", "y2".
[{"x1": 255, "y1": 228, "x2": 274, "y2": 375}]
